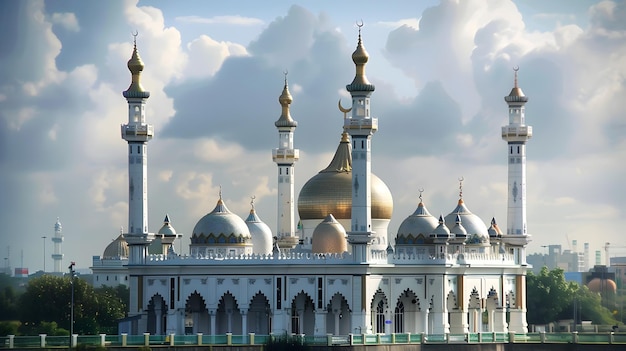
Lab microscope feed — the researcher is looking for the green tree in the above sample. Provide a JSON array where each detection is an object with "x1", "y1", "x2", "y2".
[
  {"x1": 527, "y1": 267, "x2": 619, "y2": 326},
  {"x1": 526, "y1": 266, "x2": 578, "y2": 324},
  {"x1": 0, "y1": 285, "x2": 19, "y2": 321},
  {"x1": 18, "y1": 275, "x2": 126, "y2": 335},
  {"x1": 562, "y1": 285, "x2": 618, "y2": 325}
]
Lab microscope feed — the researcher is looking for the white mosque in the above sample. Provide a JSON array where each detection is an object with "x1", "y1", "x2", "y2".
[{"x1": 91, "y1": 28, "x2": 533, "y2": 336}]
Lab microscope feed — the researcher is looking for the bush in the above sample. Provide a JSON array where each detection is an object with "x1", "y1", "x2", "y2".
[
  {"x1": 0, "y1": 321, "x2": 20, "y2": 336},
  {"x1": 265, "y1": 335, "x2": 309, "y2": 351}
]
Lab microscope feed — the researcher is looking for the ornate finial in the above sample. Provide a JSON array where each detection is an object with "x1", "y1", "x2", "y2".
[
  {"x1": 513, "y1": 66, "x2": 519, "y2": 88},
  {"x1": 347, "y1": 20, "x2": 374, "y2": 92},
  {"x1": 418, "y1": 188, "x2": 424, "y2": 203},
  {"x1": 219, "y1": 185, "x2": 222, "y2": 200},
  {"x1": 250, "y1": 195, "x2": 256, "y2": 210},
  {"x1": 132, "y1": 30, "x2": 138, "y2": 47},
  {"x1": 283, "y1": 70, "x2": 288, "y2": 86},
  {"x1": 458, "y1": 177, "x2": 464, "y2": 199},
  {"x1": 120, "y1": 226, "x2": 124, "y2": 234},
  {"x1": 338, "y1": 99, "x2": 352, "y2": 119}
]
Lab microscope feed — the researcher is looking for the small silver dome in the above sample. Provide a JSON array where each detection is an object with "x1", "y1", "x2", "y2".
[
  {"x1": 245, "y1": 207, "x2": 273, "y2": 255},
  {"x1": 191, "y1": 198, "x2": 251, "y2": 245}
]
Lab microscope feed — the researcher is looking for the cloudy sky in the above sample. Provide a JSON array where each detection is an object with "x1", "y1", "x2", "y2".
[{"x1": 1, "y1": 0, "x2": 625, "y2": 272}]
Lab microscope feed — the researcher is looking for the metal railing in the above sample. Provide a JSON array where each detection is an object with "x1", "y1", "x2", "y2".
[{"x1": 2, "y1": 331, "x2": 626, "y2": 348}]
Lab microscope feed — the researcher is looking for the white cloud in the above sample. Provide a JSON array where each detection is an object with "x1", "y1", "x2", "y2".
[
  {"x1": 377, "y1": 18, "x2": 420, "y2": 30},
  {"x1": 175, "y1": 15, "x2": 263, "y2": 26},
  {"x1": 51, "y1": 12, "x2": 80, "y2": 32},
  {"x1": 184, "y1": 35, "x2": 248, "y2": 78}
]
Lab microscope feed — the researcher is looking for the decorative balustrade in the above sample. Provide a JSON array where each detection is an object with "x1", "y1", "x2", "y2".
[{"x1": 2, "y1": 331, "x2": 625, "y2": 348}]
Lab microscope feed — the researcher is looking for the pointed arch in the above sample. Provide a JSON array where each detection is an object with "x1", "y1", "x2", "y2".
[
  {"x1": 326, "y1": 292, "x2": 351, "y2": 335},
  {"x1": 147, "y1": 294, "x2": 167, "y2": 335},
  {"x1": 446, "y1": 290, "x2": 458, "y2": 310},
  {"x1": 371, "y1": 289, "x2": 389, "y2": 334},
  {"x1": 248, "y1": 291, "x2": 271, "y2": 334},
  {"x1": 290, "y1": 291, "x2": 315, "y2": 335},
  {"x1": 394, "y1": 289, "x2": 421, "y2": 333},
  {"x1": 185, "y1": 291, "x2": 209, "y2": 334},
  {"x1": 217, "y1": 291, "x2": 242, "y2": 334}
]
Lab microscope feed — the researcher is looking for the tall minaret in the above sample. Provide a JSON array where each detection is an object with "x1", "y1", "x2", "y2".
[
  {"x1": 121, "y1": 34, "x2": 154, "y2": 264},
  {"x1": 501, "y1": 68, "x2": 532, "y2": 334},
  {"x1": 272, "y1": 73, "x2": 299, "y2": 250},
  {"x1": 344, "y1": 24, "x2": 378, "y2": 263},
  {"x1": 502, "y1": 67, "x2": 532, "y2": 236},
  {"x1": 51, "y1": 217, "x2": 64, "y2": 273}
]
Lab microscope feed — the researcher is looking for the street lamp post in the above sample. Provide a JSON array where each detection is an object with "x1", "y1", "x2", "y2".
[
  {"x1": 68, "y1": 262, "x2": 75, "y2": 348},
  {"x1": 42, "y1": 236, "x2": 47, "y2": 273}
]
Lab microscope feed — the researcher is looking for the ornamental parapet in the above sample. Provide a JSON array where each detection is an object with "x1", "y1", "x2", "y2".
[
  {"x1": 272, "y1": 149, "x2": 300, "y2": 162},
  {"x1": 344, "y1": 117, "x2": 378, "y2": 132},
  {"x1": 501, "y1": 126, "x2": 532, "y2": 140},
  {"x1": 144, "y1": 249, "x2": 517, "y2": 266},
  {"x1": 121, "y1": 124, "x2": 154, "y2": 141}
]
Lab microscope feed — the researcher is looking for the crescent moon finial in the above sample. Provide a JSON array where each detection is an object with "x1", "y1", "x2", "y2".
[
  {"x1": 250, "y1": 195, "x2": 256, "y2": 209},
  {"x1": 418, "y1": 188, "x2": 424, "y2": 202},
  {"x1": 283, "y1": 70, "x2": 288, "y2": 85},
  {"x1": 338, "y1": 99, "x2": 352, "y2": 119},
  {"x1": 513, "y1": 66, "x2": 519, "y2": 88},
  {"x1": 513, "y1": 65, "x2": 519, "y2": 72},
  {"x1": 458, "y1": 177, "x2": 464, "y2": 199},
  {"x1": 356, "y1": 19, "x2": 364, "y2": 28},
  {"x1": 132, "y1": 30, "x2": 138, "y2": 46}
]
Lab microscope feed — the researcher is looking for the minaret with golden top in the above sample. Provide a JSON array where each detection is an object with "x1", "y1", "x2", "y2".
[
  {"x1": 272, "y1": 72, "x2": 299, "y2": 250},
  {"x1": 502, "y1": 67, "x2": 531, "y2": 237},
  {"x1": 344, "y1": 23, "x2": 378, "y2": 263},
  {"x1": 121, "y1": 34, "x2": 154, "y2": 265}
]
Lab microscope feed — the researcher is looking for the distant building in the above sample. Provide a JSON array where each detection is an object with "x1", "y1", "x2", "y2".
[{"x1": 527, "y1": 243, "x2": 586, "y2": 274}]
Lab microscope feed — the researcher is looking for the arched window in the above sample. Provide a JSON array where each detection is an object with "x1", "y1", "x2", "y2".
[
  {"x1": 376, "y1": 301, "x2": 385, "y2": 333},
  {"x1": 394, "y1": 302, "x2": 405, "y2": 333}
]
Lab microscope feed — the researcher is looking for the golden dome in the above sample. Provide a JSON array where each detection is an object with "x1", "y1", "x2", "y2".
[
  {"x1": 347, "y1": 25, "x2": 374, "y2": 92},
  {"x1": 103, "y1": 234, "x2": 129, "y2": 259},
  {"x1": 275, "y1": 74, "x2": 297, "y2": 128},
  {"x1": 123, "y1": 36, "x2": 149, "y2": 98},
  {"x1": 297, "y1": 133, "x2": 393, "y2": 220},
  {"x1": 311, "y1": 214, "x2": 347, "y2": 253},
  {"x1": 587, "y1": 277, "x2": 617, "y2": 293}
]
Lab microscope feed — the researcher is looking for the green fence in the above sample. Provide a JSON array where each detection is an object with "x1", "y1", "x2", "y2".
[{"x1": 1, "y1": 331, "x2": 626, "y2": 348}]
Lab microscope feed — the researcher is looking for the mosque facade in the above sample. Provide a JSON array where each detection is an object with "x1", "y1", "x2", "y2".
[{"x1": 92, "y1": 29, "x2": 532, "y2": 336}]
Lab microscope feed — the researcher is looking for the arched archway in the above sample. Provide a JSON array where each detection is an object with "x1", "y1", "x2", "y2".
[
  {"x1": 217, "y1": 292, "x2": 242, "y2": 334},
  {"x1": 394, "y1": 289, "x2": 422, "y2": 333},
  {"x1": 290, "y1": 291, "x2": 315, "y2": 335},
  {"x1": 325, "y1": 293, "x2": 351, "y2": 335},
  {"x1": 370, "y1": 290, "x2": 389, "y2": 334},
  {"x1": 467, "y1": 288, "x2": 483, "y2": 332},
  {"x1": 147, "y1": 294, "x2": 167, "y2": 335},
  {"x1": 185, "y1": 291, "x2": 209, "y2": 334},
  {"x1": 248, "y1": 292, "x2": 271, "y2": 334}
]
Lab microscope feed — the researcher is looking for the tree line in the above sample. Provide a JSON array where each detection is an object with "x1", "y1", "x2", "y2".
[{"x1": 0, "y1": 274, "x2": 128, "y2": 336}]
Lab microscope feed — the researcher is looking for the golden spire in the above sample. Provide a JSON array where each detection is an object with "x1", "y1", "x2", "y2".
[
  {"x1": 347, "y1": 21, "x2": 374, "y2": 92},
  {"x1": 275, "y1": 70, "x2": 298, "y2": 127},
  {"x1": 123, "y1": 31, "x2": 149, "y2": 98},
  {"x1": 506, "y1": 66, "x2": 527, "y2": 101}
]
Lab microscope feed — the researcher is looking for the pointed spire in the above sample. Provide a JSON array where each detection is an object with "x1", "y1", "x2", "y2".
[
  {"x1": 275, "y1": 70, "x2": 298, "y2": 128},
  {"x1": 505, "y1": 66, "x2": 528, "y2": 102},
  {"x1": 163, "y1": 214, "x2": 171, "y2": 224},
  {"x1": 123, "y1": 31, "x2": 150, "y2": 99},
  {"x1": 346, "y1": 21, "x2": 375, "y2": 92},
  {"x1": 320, "y1": 131, "x2": 352, "y2": 173},
  {"x1": 458, "y1": 177, "x2": 464, "y2": 204}
]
